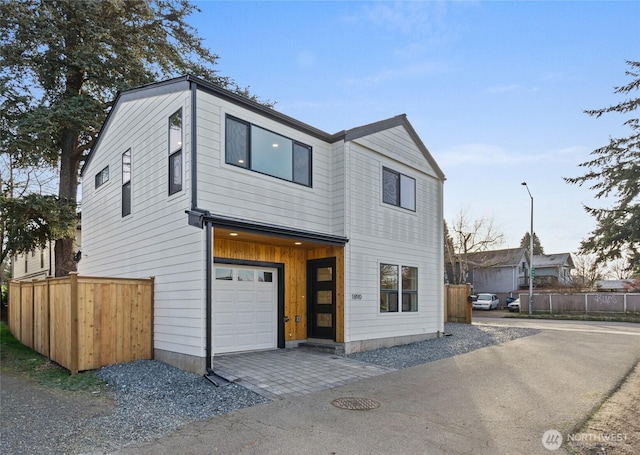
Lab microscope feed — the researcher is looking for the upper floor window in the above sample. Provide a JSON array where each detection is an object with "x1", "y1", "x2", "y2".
[
  {"x1": 122, "y1": 149, "x2": 131, "y2": 217},
  {"x1": 225, "y1": 115, "x2": 312, "y2": 187},
  {"x1": 168, "y1": 109, "x2": 182, "y2": 195},
  {"x1": 95, "y1": 166, "x2": 109, "y2": 188},
  {"x1": 382, "y1": 167, "x2": 415, "y2": 211}
]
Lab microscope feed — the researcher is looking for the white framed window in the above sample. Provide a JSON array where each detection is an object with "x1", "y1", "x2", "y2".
[
  {"x1": 168, "y1": 109, "x2": 182, "y2": 195},
  {"x1": 382, "y1": 167, "x2": 415, "y2": 211},
  {"x1": 380, "y1": 263, "x2": 418, "y2": 313}
]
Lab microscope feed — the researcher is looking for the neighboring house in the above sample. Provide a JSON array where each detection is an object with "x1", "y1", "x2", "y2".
[
  {"x1": 595, "y1": 279, "x2": 635, "y2": 293},
  {"x1": 12, "y1": 228, "x2": 81, "y2": 280},
  {"x1": 532, "y1": 253, "x2": 574, "y2": 287},
  {"x1": 467, "y1": 248, "x2": 574, "y2": 295},
  {"x1": 466, "y1": 248, "x2": 528, "y2": 294},
  {"x1": 79, "y1": 75, "x2": 446, "y2": 374}
]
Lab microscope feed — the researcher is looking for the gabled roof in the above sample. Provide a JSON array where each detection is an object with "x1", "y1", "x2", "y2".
[
  {"x1": 82, "y1": 75, "x2": 445, "y2": 181},
  {"x1": 533, "y1": 253, "x2": 574, "y2": 269},
  {"x1": 466, "y1": 247, "x2": 527, "y2": 268},
  {"x1": 466, "y1": 248, "x2": 575, "y2": 270},
  {"x1": 344, "y1": 115, "x2": 445, "y2": 181}
]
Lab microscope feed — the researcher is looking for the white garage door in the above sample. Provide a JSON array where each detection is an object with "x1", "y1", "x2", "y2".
[{"x1": 213, "y1": 265, "x2": 278, "y2": 354}]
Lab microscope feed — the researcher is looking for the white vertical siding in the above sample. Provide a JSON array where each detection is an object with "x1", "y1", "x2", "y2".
[
  {"x1": 80, "y1": 89, "x2": 207, "y2": 358},
  {"x1": 344, "y1": 126, "x2": 444, "y2": 342}
]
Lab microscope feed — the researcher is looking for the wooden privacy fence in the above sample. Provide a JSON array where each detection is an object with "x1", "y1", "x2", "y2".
[
  {"x1": 8, "y1": 273, "x2": 154, "y2": 374},
  {"x1": 519, "y1": 292, "x2": 640, "y2": 314},
  {"x1": 445, "y1": 284, "x2": 472, "y2": 324}
]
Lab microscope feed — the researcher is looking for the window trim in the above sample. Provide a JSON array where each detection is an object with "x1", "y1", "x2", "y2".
[
  {"x1": 382, "y1": 167, "x2": 416, "y2": 211},
  {"x1": 168, "y1": 109, "x2": 183, "y2": 195},
  {"x1": 379, "y1": 262, "x2": 418, "y2": 313},
  {"x1": 225, "y1": 114, "x2": 313, "y2": 187}
]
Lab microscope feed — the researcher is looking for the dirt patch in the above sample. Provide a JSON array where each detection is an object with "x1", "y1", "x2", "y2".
[{"x1": 568, "y1": 361, "x2": 640, "y2": 454}]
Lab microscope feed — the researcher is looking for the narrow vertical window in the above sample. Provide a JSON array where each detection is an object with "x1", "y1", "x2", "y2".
[
  {"x1": 168, "y1": 109, "x2": 182, "y2": 195},
  {"x1": 293, "y1": 142, "x2": 311, "y2": 186},
  {"x1": 402, "y1": 266, "x2": 418, "y2": 311},
  {"x1": 382, "y1": 168, "x2": 399, "y2": 206},
  {"x1": 400, "y1": 174, "x2": 416, "y2": 210},
  {"x1": 225, "y1": 116, "x2": 249, "y2": 169},
  {"x1": 122, "y1": 149, "x2": 131, "y2": 217},
  {"x1": 380, "y1": 263, "x2": 399, "y2": 312}
]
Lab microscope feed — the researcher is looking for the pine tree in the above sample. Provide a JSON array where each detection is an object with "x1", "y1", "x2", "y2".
[
  {"x1": 1, "y1": 1, "x2": 258, "y2": 276},
  {"x1": 565, "y1": 60, "x2": 640, "y2": 273},
  {"x1": 519, "y1": 232, "x2": 545, "y2": 255}
]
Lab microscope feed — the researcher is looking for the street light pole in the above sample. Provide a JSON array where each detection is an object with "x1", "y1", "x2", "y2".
[{"x1": 521, "y1": 182, "x2": 534, "y2": 314}]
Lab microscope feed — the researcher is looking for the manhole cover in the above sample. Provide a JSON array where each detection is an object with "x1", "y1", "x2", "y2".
[{"x1": 331, "y1": 397, "x2": 380, "y2": 411}]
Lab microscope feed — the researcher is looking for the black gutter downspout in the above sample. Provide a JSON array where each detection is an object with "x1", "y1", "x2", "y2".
[
  {"x1": 190, "y1": 80, "x2": 198, "y2": 210},
  {"x1": 204, "y1": 218, "x2": 213, "y2": 374},
  {"x1": 187, "y1": 80, "x2": 217, "y2": 380}
]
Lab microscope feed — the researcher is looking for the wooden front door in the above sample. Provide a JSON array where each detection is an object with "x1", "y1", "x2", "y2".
[{"x1": 307, "y1": 257, "x2": 336, "y2": 340}]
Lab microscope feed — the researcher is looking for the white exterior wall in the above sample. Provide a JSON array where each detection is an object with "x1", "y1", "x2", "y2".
[
  {"x1": 80, "y1": 88, "x2": 207, "y2": 359},
  {"x1": 12, "y1": 230, "x2": 81, "y2": 280},
  {"x1": 195, "y1": 91, "x2": 338, "y2": 233},
  {"x1": 12, "y1": 248, "x2": 51, "y2": 280},
  {"x1": 344, "y1": 126, "x2": 444, "y2": 343}
]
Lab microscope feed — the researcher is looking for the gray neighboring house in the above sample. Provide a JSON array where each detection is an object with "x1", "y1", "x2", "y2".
[
  {"x1": 532, "y1": 253, "x2": 574, "y2": 287},
  {"x1": 467, "y1": 248, "x2": 528, "y2": 295},
  {"x1": 467, "y1": 249, "x2": 574, "y2": 298}
]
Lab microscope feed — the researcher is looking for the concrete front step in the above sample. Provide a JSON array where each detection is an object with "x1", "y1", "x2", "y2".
[{"x1": 298, "y1": 341, "x2": 345, "y2": 355}]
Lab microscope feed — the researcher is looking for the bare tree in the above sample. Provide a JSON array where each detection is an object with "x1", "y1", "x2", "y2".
[
  {"x1": 606, "y1": 258, "x2": 635, "y2": 280},
  {"x1": 568, "y1": 254, "x2": 605, "y2": 291},
  {"x1": 445, "y1": 211, "x2": 505, "y2": 285}
]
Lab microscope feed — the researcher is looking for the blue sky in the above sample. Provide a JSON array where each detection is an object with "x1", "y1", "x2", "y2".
[{"x1": 189, "y1": 1, "x2": 639, "y2": 255}]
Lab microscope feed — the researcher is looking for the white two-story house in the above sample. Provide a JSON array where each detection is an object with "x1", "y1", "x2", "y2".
[{"x1": 80, "y1": 75, "x2": 445, "y2": 374}]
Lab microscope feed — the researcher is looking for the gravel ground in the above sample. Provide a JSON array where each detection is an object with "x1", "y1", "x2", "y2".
[
  {"x1": 0, "y1": 323, "x2": 537, "y2": 455},
  {"x1": 347, "y1": 323, "x2": 538, "y2": 368}
]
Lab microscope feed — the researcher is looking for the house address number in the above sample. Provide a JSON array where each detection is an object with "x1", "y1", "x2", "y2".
[{"x1": 351, "y1": 293, "x2": 363, "y2": 300}]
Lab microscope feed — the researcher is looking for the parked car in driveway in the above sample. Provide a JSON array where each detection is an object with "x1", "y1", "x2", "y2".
[
  {"x1": 507, "y1": 298, "x2": 520, "y2": 312},
  {"x1": 472, "y1": 293, "x2": 499, "y2": 310}
]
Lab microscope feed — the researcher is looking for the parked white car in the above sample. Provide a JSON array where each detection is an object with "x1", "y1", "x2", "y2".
[
  {"x1": 472, "y1": 293, "x2": 499, "y2": 310},
  {"x1": 507, "y1": 298, "x2": 521, "y2": 312}
]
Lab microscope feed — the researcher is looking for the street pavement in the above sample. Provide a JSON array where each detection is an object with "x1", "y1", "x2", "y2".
[{"x1": 111, "y1": 319, "x2": 640, "y2": 455}]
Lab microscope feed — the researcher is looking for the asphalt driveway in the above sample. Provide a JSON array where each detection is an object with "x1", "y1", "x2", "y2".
[{"x1": 111, "y1": 321, "x2": 640, "y2": 455}]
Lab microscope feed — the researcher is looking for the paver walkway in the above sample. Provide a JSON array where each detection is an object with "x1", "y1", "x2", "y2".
[{"x1": 212, "y1": 348, "x2": 394, "y2": 399}]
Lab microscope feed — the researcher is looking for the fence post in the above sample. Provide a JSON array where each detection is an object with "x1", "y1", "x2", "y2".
[
  {"x1": 149, "y1": 276, "x2": 155, "y2": 358},
  {"x1": 69, "y1": 272, "x2": 79, "y2": 375},
  {"x1": 444, "y1": 285, "x2": 449, "y2": 323},
  {"x1": 585, "y1": 294, "x2": 588, "y2": 314},
  {"x1": 45, "y1": 276, "x2": 52, "y2": 359},
  {"x1": 549, "y1": 294, "x2": 553, "y2": 314},
  {"x1": 9, "y1": 281, "x2": 21, "y2": 340}
]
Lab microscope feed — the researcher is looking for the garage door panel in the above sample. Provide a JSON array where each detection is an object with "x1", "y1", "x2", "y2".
[{"x1": 213, "y1": 265, "x2": 277, "y2": 354}]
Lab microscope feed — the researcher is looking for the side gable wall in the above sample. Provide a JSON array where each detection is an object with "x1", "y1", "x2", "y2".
[{"x1": 80, "y1": 88, "x2": 207, "y2": 363}]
